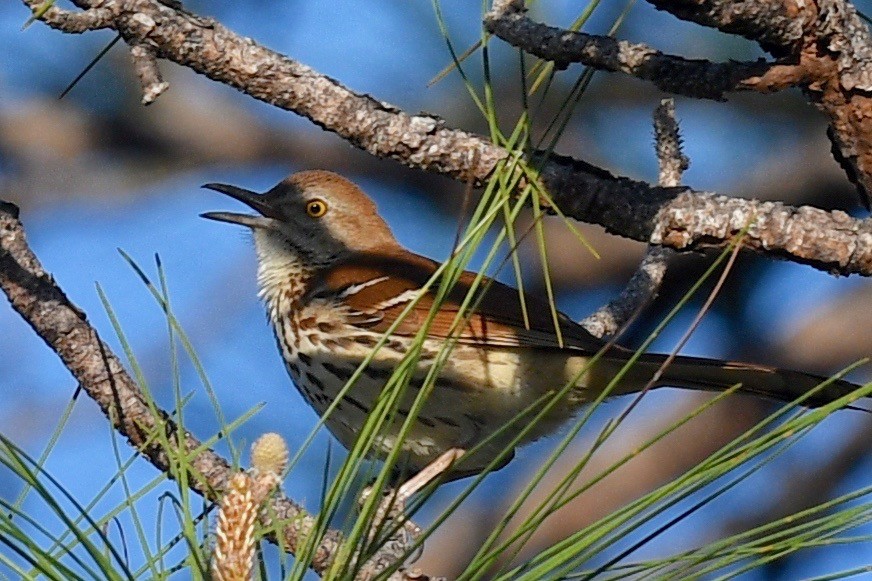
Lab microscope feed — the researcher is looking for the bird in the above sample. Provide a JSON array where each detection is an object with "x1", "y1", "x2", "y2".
[{"x1": 201, "y1": 170, "x2": 863, "y2": 481}]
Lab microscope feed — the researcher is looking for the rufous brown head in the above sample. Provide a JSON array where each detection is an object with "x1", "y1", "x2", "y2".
[{"x1": 202, "y1": 170, "x2": 400, "y2": 267}]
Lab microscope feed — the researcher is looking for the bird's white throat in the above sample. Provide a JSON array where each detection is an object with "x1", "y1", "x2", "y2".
[{"x1": 252, "y1": 229, "x2": 311, "y2": 310}]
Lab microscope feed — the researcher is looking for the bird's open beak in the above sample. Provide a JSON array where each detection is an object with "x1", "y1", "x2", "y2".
[{"x1": 200, "y1": 182, "x2": 282, "y2": 228}]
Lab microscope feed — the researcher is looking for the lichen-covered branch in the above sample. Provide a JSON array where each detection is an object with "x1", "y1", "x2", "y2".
[
  {"x1": 130, "y1": 43, "x2": 169, "y2": 104},
  {"x1": 19, "y1": 0, "x2": 872, "y2": 276},
  {"x1": 23, "y1": 0, "x2": 502, "y2": 182},
  {"x1": 488, "y1": 0, "x2": 872, "y2": 208},
  {"x1": 651, "y1": 192, "x2": 872, "y2": 275},
  {"x1": 582, "y1": 100, "x2": 684, "y2": 338},
  {"x1": 538, "y1": 155, "x2": 872, "y2": 275},
  {"x1": 484, "y1": 0, "x2": 772, "y2": 101}
]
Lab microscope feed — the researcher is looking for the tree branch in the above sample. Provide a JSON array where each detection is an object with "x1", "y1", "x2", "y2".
[
  {"x1": 582, "y1": 100, "x2": 683, "y2": 338},
  {"x1": 130, "y1": 42, "x2": 169, "y2": 104},
  {"x1": 647, "y1": 0, "x2": 872, "y2": 208},
  {"x1": 646, "y1": 0, "x2": 804, "y2": 56},
  {"x1": 23, "y1": 0, "x2": 114, "y2": 33},
  {"x1": 0, "y1": 200, "x2": 357, "y2": 577},
  {"x1": 653, "y1": 99, "x2": 690, "y2": 187},
  {"x1": 484, "y1": 0, "x2": 774, "y2": 101},
  {"x1": 488, "y1": 0, "x2": 872, "y2": 208},
  {"x1": 19, "y1": 0, "x2": 872, "y2": 276},
  {"x1": 539, "y1": 155, "x2": 872, "y2": 276}
]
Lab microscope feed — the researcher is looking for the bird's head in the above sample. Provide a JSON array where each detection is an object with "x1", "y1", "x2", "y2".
[{"x1": 202, "y1": 170, "x2": 400, "y2": 269}]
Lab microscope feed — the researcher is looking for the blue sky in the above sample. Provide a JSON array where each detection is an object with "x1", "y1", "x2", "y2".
[{"x1": 1, "y1": 1, "x2": 870, "y2": 578}]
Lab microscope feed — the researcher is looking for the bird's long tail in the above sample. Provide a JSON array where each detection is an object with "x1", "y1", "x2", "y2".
[{"x1": 600, "y1": 352, "x2": 862, "y2": 408}]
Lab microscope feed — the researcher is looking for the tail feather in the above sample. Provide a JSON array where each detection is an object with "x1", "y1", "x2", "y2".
[{"x1": 620, "y1": 353, "x2": 861, "y2": 408}]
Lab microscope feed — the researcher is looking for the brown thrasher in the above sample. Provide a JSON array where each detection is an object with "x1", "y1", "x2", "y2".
[{"x1": 202, "y1": 170, "x2": 860, "y2": 480}]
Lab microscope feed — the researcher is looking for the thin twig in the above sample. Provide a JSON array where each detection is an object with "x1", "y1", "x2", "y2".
[
  {"x1": 654, "y1": 99, "x2": 689, "y2": 189},
  {"x1": 130, "y1": 43, "x2": 169, "y2": 104},
  {"x1": 582, "y1": 99, "x2": 686, "y2": 337},
  {"x1": 358, "y1": 450, "x2": 463, "y2": 580},
  {"x1": 23, "y1": 0, "x2": 114, "y2": 33}
]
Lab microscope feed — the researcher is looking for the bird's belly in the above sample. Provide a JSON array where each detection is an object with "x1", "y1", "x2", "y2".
[{"x1": 280, "y1": 320, "x2": 592, "y2": 473}]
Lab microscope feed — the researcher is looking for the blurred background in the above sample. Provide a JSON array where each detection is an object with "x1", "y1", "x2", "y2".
[{"x1": 2, "y1": 0, "x2": 872, "y2": 578}]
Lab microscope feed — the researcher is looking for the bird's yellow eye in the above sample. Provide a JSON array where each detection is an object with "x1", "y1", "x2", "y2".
[{"x1": 305, "y1": 199, "x2": 328, "y2": 218}]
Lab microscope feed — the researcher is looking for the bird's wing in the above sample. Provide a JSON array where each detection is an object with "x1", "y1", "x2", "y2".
[{"x1": 306, "y1": 250, "x2": 607, "y2": 353}]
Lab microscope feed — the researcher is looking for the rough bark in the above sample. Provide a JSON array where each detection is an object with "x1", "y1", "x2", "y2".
[{"x1": 19, "y1": 0, "x2": 872, "y2": 274}]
